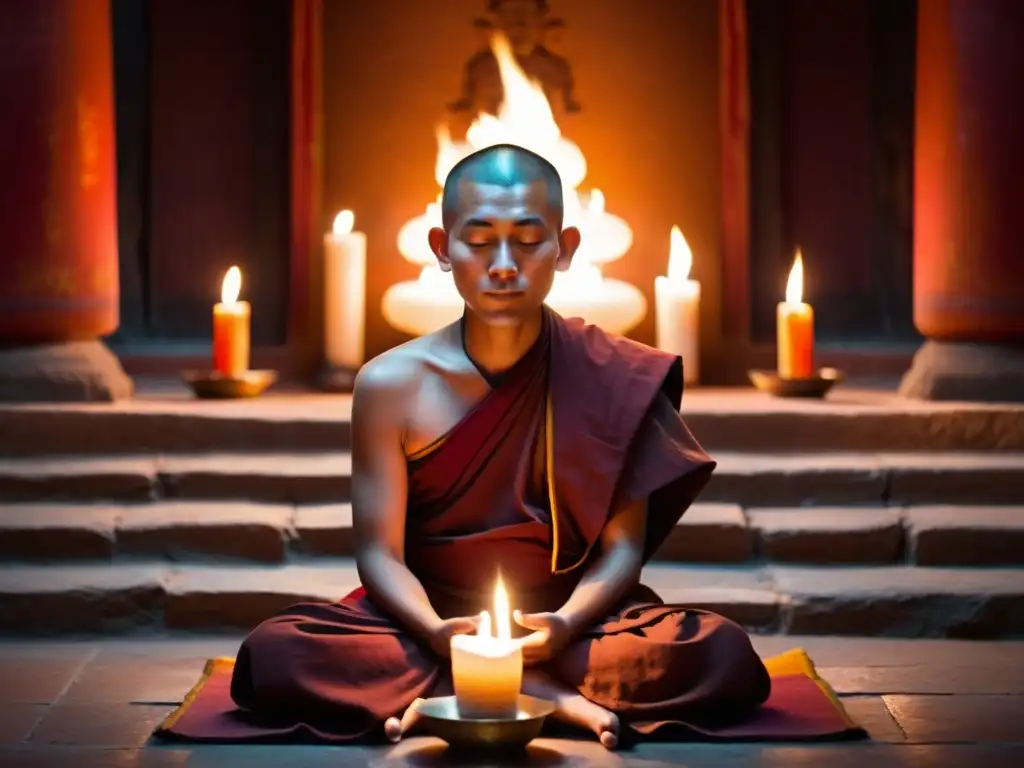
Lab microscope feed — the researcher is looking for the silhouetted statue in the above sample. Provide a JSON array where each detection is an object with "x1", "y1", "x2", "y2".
[{"x1": 449, "y1": 0, "x2": 581, "y2": 118}]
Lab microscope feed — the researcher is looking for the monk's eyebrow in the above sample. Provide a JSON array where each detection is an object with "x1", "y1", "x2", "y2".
[{"x1": 461, "y1": 216, "x2": 545, "y2": 229}]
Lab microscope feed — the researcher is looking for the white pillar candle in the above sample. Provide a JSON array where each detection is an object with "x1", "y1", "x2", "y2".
[
  {"x1": 654, "y1": 226, "x2": 701, "y2": 385},
  {"x1": 450, "y1": 576, "x2": 523, "y2": 720},
  {"x1": 323, "y1": 210, "x2": 366, "y2": 370}
]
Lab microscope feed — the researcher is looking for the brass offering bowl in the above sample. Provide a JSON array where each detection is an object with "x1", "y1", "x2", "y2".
[
  {"x1": 417, "y1": 694, "x2": 556, "y2": 751},
  {"x1": 182, "y1": 369, "x2": 278, "y2": 399},
  {"x1": 748, "y1": 367, "x2": 844, "y2": 399}
]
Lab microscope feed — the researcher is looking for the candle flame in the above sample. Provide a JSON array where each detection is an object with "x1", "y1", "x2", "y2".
[
  {"x1": 333, "y1": 210, "x2": 355, "y2": 236},
  {"x1": 478, "y1": 610, "x2": 492, "y2": 639},
  {"x1": 588, "y1": 189, "x2": 605, "y2": 213},
  {"x1": 221, "y1": 266, "x2": 241, "y2": 305},
  {"x1": 785, "y1": 250, "x2": 804, "y2": 304},
  {"x1": 433, "y1": 31, "x2": 583, "y2": 201},
  {"x1": 434, "y1": 124, "x2": 460, "y2": 188},
  {"x1": 468, "y1": 33, "x2": 561, "y2": 152},
  {"x1": 668, "y1": 226, "x2": 692, "y2": 283},
  {"x1": 494, "y1": 575, "x2": 512, "y2": 642}
]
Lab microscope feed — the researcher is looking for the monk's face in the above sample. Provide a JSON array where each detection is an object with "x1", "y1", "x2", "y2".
[{"x1": 429, "y1": 179, "x2": 580, "y2": 326}]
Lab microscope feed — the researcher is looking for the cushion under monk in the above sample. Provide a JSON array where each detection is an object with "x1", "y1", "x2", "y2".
[{"x1": 154, "y1": 648, "x2": 867, "y2": 744}]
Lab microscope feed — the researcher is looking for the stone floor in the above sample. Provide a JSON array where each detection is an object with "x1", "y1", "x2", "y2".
[{"x1": 2, "y1": 635, "x2": 1023, "y2": 767}]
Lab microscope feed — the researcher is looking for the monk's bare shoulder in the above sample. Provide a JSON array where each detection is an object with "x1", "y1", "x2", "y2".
[{"x1": 352, "y1": 329, "x2": 455, "y2": 426}]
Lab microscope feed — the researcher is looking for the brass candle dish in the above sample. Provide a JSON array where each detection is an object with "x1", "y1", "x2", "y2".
[
  {"x1": 416, "y1": 694, "x2": 556, "y2": 751},
  {"x1": 748, "y1": 367, "x2": 844, "y2": 399},
  {"x1": 182, "y1": 369, "x2": 278, "y2": 399}
]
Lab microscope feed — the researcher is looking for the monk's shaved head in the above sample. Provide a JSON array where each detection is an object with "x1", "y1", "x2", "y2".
[{"x1": 441, "y1": 143, "x2": 564, "y2": 230}]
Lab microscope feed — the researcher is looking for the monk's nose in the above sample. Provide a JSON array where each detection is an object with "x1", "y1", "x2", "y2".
[{"x1": 488, "y1": 243, "x2": 518, "y2": 281}]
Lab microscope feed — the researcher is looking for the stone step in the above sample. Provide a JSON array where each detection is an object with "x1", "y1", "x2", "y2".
[
  {"x1": 0, "y1": 454, "x2": 352, "y2": 505},
  {"x1": 0, "y1": 391, "x2": 352, "y2": 457},
  {"x1": 3, "y1": 385, "x2": 1024, "y2": 457},
  {"x1": 0, "y1": 560, "x2": 1020, "y2": 638},
  {"x1": 3, "y1": 452, "x2": 1024, "y2": 506},
  {"x1": 2, "y1": 501, "x2": 1022, "y2": 567}
]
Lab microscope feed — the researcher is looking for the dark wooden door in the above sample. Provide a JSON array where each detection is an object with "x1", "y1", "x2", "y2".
[
  {"x1": 112, "y1": 0, "x2": 292, "y2": 348},
  {"x1": 747, "y1": 0, "x2": 918, "y2": 344}
]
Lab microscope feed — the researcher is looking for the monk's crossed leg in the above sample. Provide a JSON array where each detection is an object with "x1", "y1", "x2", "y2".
[
  {"x1": 543, "y1": 608, "x2": 770, "y2": 739},
  {"x1": 230, "y1": 602, "x2": 441, "y2": 740}
]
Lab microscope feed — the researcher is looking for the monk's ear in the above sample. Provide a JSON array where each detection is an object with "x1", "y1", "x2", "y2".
[
  {"x1": 428, "y1": 227, "x2": 452, "y2": 273},
  {"x1": 555, "y1": 226, "x2": 581, "y2": 272}
]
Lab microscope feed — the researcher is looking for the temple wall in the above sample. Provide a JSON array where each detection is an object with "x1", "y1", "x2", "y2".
[{"x1": 322, "y1": 0, "x2": 722, "y2": 360}]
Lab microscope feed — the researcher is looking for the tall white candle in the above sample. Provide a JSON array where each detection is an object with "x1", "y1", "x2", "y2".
[
  {"x1": 654, "y1": 226, "x2": 701, "y2": 385},
  {"x1": 450, "y1": 576, "x2": 523, "y2": 719},
  {"x1": 323, "y1": 210, "x2": 366, "y2": 370}
]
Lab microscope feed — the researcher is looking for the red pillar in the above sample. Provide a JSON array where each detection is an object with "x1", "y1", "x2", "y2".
[
  {"x1": 900, "y1": 0, "x2": 1024, "y2": 401},
  {"x1": 0, "y1": 0, "x2": 131, "y2": 400}
]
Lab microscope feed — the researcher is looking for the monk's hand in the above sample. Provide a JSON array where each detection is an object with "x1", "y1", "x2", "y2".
[
  {"x1": 428, "y1": 615, "x2": 480, "y2": 658},
  {"x1": 513, "y1": 610, "x2": 572, "y2": 665}
]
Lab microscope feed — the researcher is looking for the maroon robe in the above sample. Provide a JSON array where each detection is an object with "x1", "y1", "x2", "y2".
[{"x1": 229, "y1": 308, "x2": 770, "y2": 741}]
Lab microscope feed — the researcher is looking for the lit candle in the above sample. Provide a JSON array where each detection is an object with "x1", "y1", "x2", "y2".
[
  {"x1": 212, "y1": 266, "x2": 250, "y2": 377},
  {"x1": 654, "y1": 226, "x2": 701, "y2": 385},
  {"x1": 777, "y1": 250, "x2": 815, "y2": 378},
  {"x1": 450, "y1": 575, "x2": 523, "y2": 719},
  {"x1": 323, "y1": 210, "x2": 367, "y2": 370}
]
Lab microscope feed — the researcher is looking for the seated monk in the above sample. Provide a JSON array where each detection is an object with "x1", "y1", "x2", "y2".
[{"x1": 229, "y1": 143, "x2": 770, "y2": 748}]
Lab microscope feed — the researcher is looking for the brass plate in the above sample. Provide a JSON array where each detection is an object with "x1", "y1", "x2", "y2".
[
  {"x1": 182, "y1": 369, "x2": 278, "y2": 399},
  {"x1": 417, "y1": 694, "x2": 556, "y2": 750},
  {"x1": 748, "y1": 367, "x2": 844, "y2": 399}
]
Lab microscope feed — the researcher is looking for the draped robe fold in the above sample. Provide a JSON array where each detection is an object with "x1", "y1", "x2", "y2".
[{"x1": 229, "y1": 308, "x2": 770, "y2": 742}]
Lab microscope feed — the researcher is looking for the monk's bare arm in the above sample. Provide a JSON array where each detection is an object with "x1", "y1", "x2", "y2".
[
  {"x1": 553, "y1": 497, "x2": 647, "y2": 636},
  {"x1": 351, "y1": 362, "x2": 444, "y2": 643}
]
